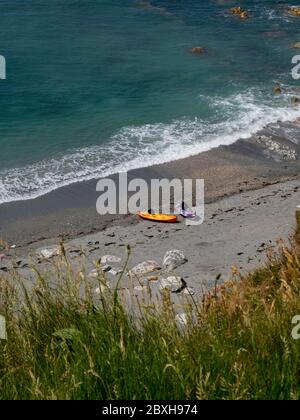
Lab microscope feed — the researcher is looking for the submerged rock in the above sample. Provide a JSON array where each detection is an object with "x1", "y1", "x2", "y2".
[
  {"x1": 287, "y1": 7, "x2": 300, "y2": 17},
  {"x1": 229, "y1": 6, "x2": 249, "y2": 19},
  {"x1": 191, "y1": 46, "x2": 205, "y2": 55},
  {"x1": 273, "y1": 83, "x2": 282, "y2": 94},
  {"x1": 230, "y1": 6, "x2": 243, "y2": 14},
  {"x1": 293, "y1": 42, "x2": 300, "y2": 49},
  {"x1": 239, "y1": 11, "x2": 248, "y2": 19},
  {"x1": 163, "y1": 250, "x2": 188, "y2": 271}
]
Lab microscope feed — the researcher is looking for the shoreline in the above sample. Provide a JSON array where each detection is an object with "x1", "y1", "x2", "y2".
[
  {"x1": 0, "y1": 121, "x2": 300, "y2": 296},
  {"x1": 0, "y1": 122, "x2": 300, "y2": 249}
]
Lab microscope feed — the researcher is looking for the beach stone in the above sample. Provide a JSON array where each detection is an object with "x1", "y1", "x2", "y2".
[
  {"x1": 108, "y1": 268, "x2": 122, "y2": 276},
  {"x1": 146, "y1": 275, "x2": 160, "y2": 282},
  {"x1": 95, "y1": 283, "x2": 110, "y2": 294},
  {"x1": 175, "y1": 313, "x2": 188, "y2": 327},
  {"x1": 159, "y1": 276, "x2": 185, "y2": 292},
  {"x1": 129, "y1": 260, "x2": 161, "y2": 277},
  {"x1": 183, "y1": 287, "x2": 195, "y2": 296},
  {"x1": 38, "y1": 246, "x2": 60, "y2": 259},
  {"x1": 89, "y1": 265, "x2": 111, "y2": 277},
  {"x1": 100, "y1": 255, "x2": 121, "y2": 264},
  {"x1": 0, "y1": 315, "x2": 7, "y2": 340},
  {"x1": 163, "y1": 249, "x2": 188, "y2": 271},
  {"x1": 134, "y1": 285, "x2": 147, "y2": 292}
]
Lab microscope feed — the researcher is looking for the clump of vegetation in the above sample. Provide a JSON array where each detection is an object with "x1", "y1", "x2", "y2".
[{"x1": 1, "y1": 217, "x2": 300, "y2": 400}]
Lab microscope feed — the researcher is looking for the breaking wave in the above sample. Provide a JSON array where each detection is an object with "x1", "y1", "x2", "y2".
[{"x1": 1, "y1": 89, "x2": 300, "y2": 204}]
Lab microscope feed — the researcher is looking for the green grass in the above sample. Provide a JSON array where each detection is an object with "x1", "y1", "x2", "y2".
[{"x1": 1, "y1": 220, "x2": 300, "y2": 400}]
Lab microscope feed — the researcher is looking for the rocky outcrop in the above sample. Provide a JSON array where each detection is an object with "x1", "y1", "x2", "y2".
[
  {"x1": 287, "y1": 7, "x2": 300, "y2": 17},
  {"x1": 230, "y1": 7, "x2": 249, "y2": 19}
]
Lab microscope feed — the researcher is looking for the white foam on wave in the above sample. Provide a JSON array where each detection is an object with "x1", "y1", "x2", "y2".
[{"x1": 1, "y1": 89, "x2": 300, "y2": 204}]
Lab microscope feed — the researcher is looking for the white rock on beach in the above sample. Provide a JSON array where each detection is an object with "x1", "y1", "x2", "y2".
[
  {"x1": 100, "y1": 255, "x2": 121, "y2": 264},
  {"x1": 95, "y1": 283, "x2": 110, "y2": 294},
  {"x1": 89, "y1": 265, "x2": 111, "y2": 277},
  {"x1": 159, "y1": 276, "x2": 183, "y2": 292},
  {"x1": 108, "y1": 269, "x2": 122, "y2": 276},
  {"x1": 129, "y1": 260, "x2": 161, "y2": 277},
  {"x1": 175, "y1": 313, "x2": 188, "y2": 327},
  {"x1": 0, "y1": 315, "x2": 7, "y2": 340},
  {"x1": 163, "y1": 250, "x2": 188, "y2": 271},
  {"x1": 134, "y1": 285, "x2": 147, "y2": 292},
  {"x1": 183, "y1": 287, "x2": 195, "y2": 296},
  {"x1": 38, "y1": 246, "x2": 60, "y2": 259}
]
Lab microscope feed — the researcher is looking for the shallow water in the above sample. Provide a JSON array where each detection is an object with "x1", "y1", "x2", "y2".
[{"x1": 0, "y1": 0, "x2": 300, "y2": 203}]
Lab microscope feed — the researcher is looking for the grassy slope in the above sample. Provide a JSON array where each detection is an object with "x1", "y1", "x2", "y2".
[{"x1": 1, "y1": 215, "x2": 300, "y2": 400}]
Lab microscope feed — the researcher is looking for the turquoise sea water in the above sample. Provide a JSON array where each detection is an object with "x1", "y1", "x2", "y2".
[{"x1": 0, "y1": 0, "x2": 300, "y2": 203}]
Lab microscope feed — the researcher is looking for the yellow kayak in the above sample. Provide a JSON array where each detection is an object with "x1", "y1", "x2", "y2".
[{"x1": 137, "y1": 211, "x2": 178, "y2": 223}]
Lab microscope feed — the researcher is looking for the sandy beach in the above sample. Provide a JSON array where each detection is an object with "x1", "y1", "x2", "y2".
[{"x1": 1, "y1": 124, "x2": 300, "y2": 296}]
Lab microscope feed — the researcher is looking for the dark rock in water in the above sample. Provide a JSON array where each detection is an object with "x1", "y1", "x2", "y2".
[
  {"x1": 287, "y1": 6, "x2": 300, "y2": 17},
  {"x1": 239, "y1": 11, "x2": 248, "y2": 19},
  {"x1": 273, "y1": 83, "x2": 282, "y2": 94},
  {"x1": 191, "y1": 46, "x2": 205, "y2": 55},
  {"x1": 263, "y1": 31, "x2": 286, "y2": 39},
  {"x1": 291, "y1": 97, "x2": 300, "y2": 106},
  {"x1": 230, "y1": 6, "x2": 243, "y2": 14},
  {"x1": 229, "y1": 7, "x2": 249, "y2": 19}
]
